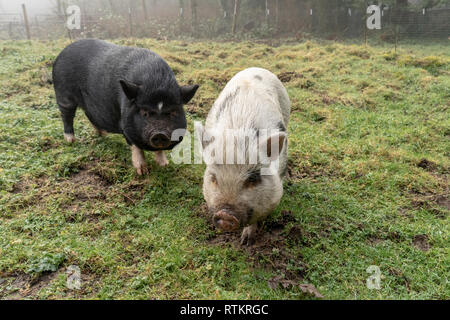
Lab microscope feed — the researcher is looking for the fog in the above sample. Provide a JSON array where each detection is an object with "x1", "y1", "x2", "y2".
[{"x1": 0, "y1": 0, "x2": 54, "y2": 16}]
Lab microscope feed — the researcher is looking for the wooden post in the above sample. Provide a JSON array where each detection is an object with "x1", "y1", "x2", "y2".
[
  {"x1": 57, "y1": 0, "x2": 63, "y2": 16},
  {"x1": 128, "y1": 2, "x2": 133, "y2": 37},
  {"x1": 35, "y1": 16, "x2": 40, "y2": 39},
  {"x1": 108, "y1": 0, "x2": 116, "y2": 14},
  {"x1": 8, "y1": 22, "x2": 13, "y2": 39},
  {"x1": 232, "y1": 0, "x2": 240, "y2": 34},
  {"x1": 275, "y1": 0, "x2": 279, "y2": 34},
  {"x1": 61, "y1": 1, "x2": 73, "y2": 41},
  {"x1": 179, "y1": 0, "x2": 184, "y2": 34},
  {"x1": 22, "y1": 4, "x2": 31, "y2": 40},
  {"x1": 394, "y1": 25, "x2": 398, "y2": 53},
  {"x1": 142, "y1": 0, "x2": 148, "y2": 21},
  {"x1": 364, "y1": 9, "x2": 367, "y2": 46},
  {"x1": 190, "y1": 0, "x2": 197, "y2": 36}
]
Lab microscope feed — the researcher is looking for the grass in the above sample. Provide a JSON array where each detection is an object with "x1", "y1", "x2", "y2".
[{"x1": 0, "y1": 38, "x2": 448, "y2": 300}]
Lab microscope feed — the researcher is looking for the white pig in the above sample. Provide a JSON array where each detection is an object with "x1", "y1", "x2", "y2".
[{"x1": 195, "y1": 67, "x2": 291, "y2": 245}]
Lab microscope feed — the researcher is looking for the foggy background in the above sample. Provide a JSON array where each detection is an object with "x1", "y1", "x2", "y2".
[{"x1": 0, "y1": 0, "x2": 448, "y2": 41}]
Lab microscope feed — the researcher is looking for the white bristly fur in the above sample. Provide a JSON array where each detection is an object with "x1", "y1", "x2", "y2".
[{"x1": 196, "y1": 68, "x2": 291, "y2": 245}]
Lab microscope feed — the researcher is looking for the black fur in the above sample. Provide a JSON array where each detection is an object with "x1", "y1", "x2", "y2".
[{"x1": 53, "y1": 39, "x2": 199, "y2": 151}]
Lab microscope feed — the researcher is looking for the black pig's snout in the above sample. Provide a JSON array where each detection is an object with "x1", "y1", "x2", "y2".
[{"x1": 150, "y1": 132, "x2": 171, "y2": 149}]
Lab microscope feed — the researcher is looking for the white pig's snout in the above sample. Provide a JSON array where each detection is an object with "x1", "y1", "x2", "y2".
[{"x1": 213, "y1": 209, "x2": 240, "y2": 232}]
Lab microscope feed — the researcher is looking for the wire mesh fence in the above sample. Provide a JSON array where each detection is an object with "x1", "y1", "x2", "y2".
[{"x1": 0, "y1": 2, "x2": 448, "y2": 43}]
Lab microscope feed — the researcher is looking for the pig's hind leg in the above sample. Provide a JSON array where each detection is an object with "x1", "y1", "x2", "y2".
[
  {"x1": 91, "y1": 124, "x2": 108, "y2": 137},
  {"x1": 58, "y1": 103, "x2": 77, "y2": 143},
  {"x1": 240, "y1": 224, "x2": 258, "y2": 246}
]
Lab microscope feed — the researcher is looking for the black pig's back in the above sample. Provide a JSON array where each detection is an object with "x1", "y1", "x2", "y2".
[{"x1": 52, "y1": 39, "x2": 178, "y2": 134}]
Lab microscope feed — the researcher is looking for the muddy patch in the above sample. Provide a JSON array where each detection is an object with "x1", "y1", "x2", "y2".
[
  {"x1": 412, "y1": 234, "x2": 431, "y2": 252},
  {"x1": 410, "y1": 193, "x2": 449, "y2": 219},
  {"x1": 417, "y1": 158, "x2": 437, "y2": 172},
  {"x1": 7, "y1": 161, "x2": 147, "y2": 220},
  {"x1": 0, "y1": 269, "x2": 101, "y2": 299},
  {"x1": 277, "y1": 71, "x2": 304, "y2": 83},
  {"x1": 0, "y1": 271, "x2": 58, "y2": 299},
  {"x1": 207, "y1": 210, "x2": 308, "y2": 289}
]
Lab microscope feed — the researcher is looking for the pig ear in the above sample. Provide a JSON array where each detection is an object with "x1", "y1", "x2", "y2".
[
  {"x1": 119, "y1": 79, "x2": 140, "y2": 101},
  {"x1": 180, "y1": 84, "x2": 200, "y2": 104},
  {"x1": 260, "y1": 132, "x2": 287, "y2": 161}
]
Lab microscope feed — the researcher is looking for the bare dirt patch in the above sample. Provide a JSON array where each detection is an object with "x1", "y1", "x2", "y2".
[
  {"x1": 410, "y1": 192, "x2": 449, "y2": 219},
  {"x1": 0, "y1": 271, "x2": 57, "y2": 299},
  {"x1": 8, "y1": 162, "x2": 147, "y2": 220},
  {"x1": 417, "y1": 158, "x2": 438, "y2": 172},
  {"x1": 207, "y1": 210, "x2": 309, "y2": 291},
  {"x1": 277, "y1": 71, "x2": 304, "y2": 83},
  {"x1": 412, "y1": 234, "x2": 431, "y2": 252},
  {"x1": 0, "y1": 268, "x2": 102, "y2": 299}
]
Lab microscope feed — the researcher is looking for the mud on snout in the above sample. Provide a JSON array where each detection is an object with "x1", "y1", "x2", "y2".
[{"x1": 210, "y1": 205, "x2": 254, "y2": 232}]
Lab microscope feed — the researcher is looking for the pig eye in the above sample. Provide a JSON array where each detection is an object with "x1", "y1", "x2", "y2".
[
  {"x1": 140, "y1": 109, "x2": 155, "y2": 118},
  {"x1": 244, "y1": 170, "x2": 262, "y2": 189}
]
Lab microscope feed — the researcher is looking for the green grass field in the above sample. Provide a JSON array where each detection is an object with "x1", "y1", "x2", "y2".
[{"x1": 0, "y1": 38, "x2": 448, "y2": 300}]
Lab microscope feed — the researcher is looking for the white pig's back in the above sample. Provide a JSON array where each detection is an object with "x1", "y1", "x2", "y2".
[{"x1": 206, "y1": 68, "x2": 290, "y2": 131}]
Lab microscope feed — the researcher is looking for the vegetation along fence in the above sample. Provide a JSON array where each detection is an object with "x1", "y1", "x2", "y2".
[{"x1": 0, "y1": 0, "x2": 449, "y2": 42}]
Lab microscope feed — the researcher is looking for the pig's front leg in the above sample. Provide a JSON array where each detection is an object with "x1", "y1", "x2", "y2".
[
  {"x1": 240, "y1": 224, "x2": 258, "y2": 246},
  {"x1": 131, "y1": 145, "x2": 148, "y2": 175},
  {"x1": 154, "y1": 151, "x2": 169, "y2": 167}
]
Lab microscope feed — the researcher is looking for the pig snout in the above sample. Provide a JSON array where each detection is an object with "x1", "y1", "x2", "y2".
[
  {"x1": 213, "y1": 209, "x2": 240, "y2": 232},
  {"x1": 150, "y1": 132, "x2": 171, "y2": 149}
]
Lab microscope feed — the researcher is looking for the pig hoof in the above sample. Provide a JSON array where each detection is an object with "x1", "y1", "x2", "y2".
[
  {"x1": 64, "y1": 133, "x2": 75, "y2": 143},
  {"x1": 155, "y1": 151, "x2": 169, "y2": 167},
  {"x1": 135, "y1": 164, "x2": 149, "y2": 176},
  {"x1": 240, "y1": 225, "x2": 257, "y2": 246},
  {"x1": 240, "y1": 232, "x2": 256, "y2": 246},
  {"x1": 96, "y1": 129, "x2": 108, "y2": 137}
]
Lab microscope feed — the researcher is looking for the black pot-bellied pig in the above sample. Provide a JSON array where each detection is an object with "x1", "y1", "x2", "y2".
[
  {"x1": 52, "y1": 39, "x2": 199, "y2": 175},
  {"x1": 195, "y1": 68, "x2": 291, "y2": 245}
]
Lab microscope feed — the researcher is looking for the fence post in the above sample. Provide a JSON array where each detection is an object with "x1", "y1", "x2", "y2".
[
  {"x1": 275, "y1": 0, "x2": 279, "y2": 34},
  {"x1": 22, "y1": 4, "x2": 31, "y2": 40},
  {"x1": 191, "y1": 0, "x2": 198, "y2": 36},
  {"x1": 8, "y1": 22, "x2": 13, "y2": 39},
  {"x1": 232, "y1": 0, "x2": 240, "y2": 34},
  {"x1": 108, "y1": 0, "x2": 116, "y2": 14},
  {"x1": 142, "y1": 0, "x2": 148, "y2": 21},
  {"x1": 128, "y1": 2, "x2": 133, "y2": 37},
  {"x1": 364, "y1": 9, "x2": 368, "y2": 46},
  {"x1": 179, "y1": 0, "x2": 184, "y2": 35},
  {"x1": 35, "y1": 16, "x2": 40, "y2": 39},
  {"x1": 61, "y1": 1, "x2": 73, "y2": 41}
]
